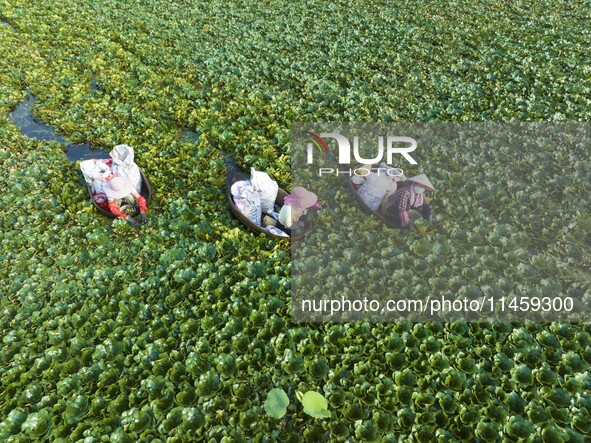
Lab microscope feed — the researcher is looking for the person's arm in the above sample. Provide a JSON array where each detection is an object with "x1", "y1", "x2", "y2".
[
  {"x1": 108, "y1": 199, "x2": 128, "y2": 219},
  {"x1": 419, "y1": 198, "x2": 432, "y2": 221},
  {"x1": 132, "y1": 192, "x2": 148, "y2": 223},
  {"x1": 398, "y1": 190, "x2": 411, "y2": 227},
  {"x1": 133, "y1": 192, "x2": 147, "y2": 213}
]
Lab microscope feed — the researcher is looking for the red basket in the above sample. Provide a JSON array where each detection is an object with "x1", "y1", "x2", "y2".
[{"x1": 93, "y1": 192, "x2": 110, "y2": 211}]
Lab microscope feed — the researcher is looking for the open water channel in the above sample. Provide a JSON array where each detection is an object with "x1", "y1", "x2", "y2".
[{"x1": 9, "y1": 88, "x2": 110, "y2": 161}]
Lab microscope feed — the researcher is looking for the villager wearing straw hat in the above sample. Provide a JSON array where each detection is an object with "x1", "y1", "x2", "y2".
[
  {"x1": 104, "y1": 176, "x2": 148, "y2": 226},
  {"x1": 383, "y1": 174, "x2": 434, "y2": 228},
  {"x1": 277, "y1": 187, "x2": 319, "y2": 232}
]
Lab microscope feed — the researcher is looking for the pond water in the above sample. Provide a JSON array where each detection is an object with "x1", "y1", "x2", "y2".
[
  {"x1": 9, "y1": 88, "x2": 110, "y2": 161},
  {"x1": 179, "y1": 128, "x2": 200, "y2": 144},
  {"x1": 90, "y1": 76, "x2": 104, "y2": 93}
]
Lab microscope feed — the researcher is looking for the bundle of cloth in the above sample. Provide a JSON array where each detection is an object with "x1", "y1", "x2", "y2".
[{"x1": 80, "y1": 158, "x2": 114, "y2": 195}]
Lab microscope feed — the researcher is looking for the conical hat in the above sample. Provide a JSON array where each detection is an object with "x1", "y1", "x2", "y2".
[{"x1": 407, "y1": 174, "x2": 435, "y2": 191}]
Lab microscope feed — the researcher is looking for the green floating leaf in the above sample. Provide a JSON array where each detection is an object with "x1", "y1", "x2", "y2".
[
  {"x1": 298, "y1": 391, "x2": 331, "y2": 419},
  {"x1": 21, "y1": 410, "x2": 51, "y2": 438},
  {"x1": 0, "y1": 409, "x2": 28, "y2": 437},
  {"x1": 65, "y1": 395, "x2": 90, "y2": 424},
  {"x1": 181, "y1": 407, "x2": 204, "y2": 431},
  {"x1": 264, "y1": 388, "x2": 290, "y2": 419}
]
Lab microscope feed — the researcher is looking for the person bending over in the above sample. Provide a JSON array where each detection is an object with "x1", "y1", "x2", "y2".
[
  {"x1": 104, "y1": 176, "x2": 148, "y2": 226},
  {"x1": 383, "y1": 174, "x2": 434, "y2": 228}
]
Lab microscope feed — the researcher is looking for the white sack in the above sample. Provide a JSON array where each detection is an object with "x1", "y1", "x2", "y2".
[
  {"x1": 231, "y1": 180, "x2": 262, "y2": 226},
  {"x1": 357, "y1": 171, "x2": 392, "y2": 211},
  {"x1": 250, "y1": 167, "x2": 278, "y2": 214},
  {"x1": 110, "y1": 144, "x2": 142, "y2": 193},
  {"x1": 379, "y1": 163, "x2": 404, "y2": 199}
]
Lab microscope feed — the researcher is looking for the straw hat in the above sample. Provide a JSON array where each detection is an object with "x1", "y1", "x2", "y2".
[
  {"x1": 289, "y1": 187, "x2": 317, "y2": 209},
  {"x1": 104, "y1": 176, "x2": 134, "y2": 199},
  {"x1": 407, "y1": 174, "x2": 435, "y2": 192}
]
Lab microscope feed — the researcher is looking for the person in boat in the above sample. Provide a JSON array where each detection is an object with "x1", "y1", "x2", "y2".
[
  {"x1": 382, "y1": 174, "x2": 435, "y2": 228},
  {"x1": 104, "y1": 176, "x2": 148, "y2": 226},
  {"x1": 277, "y1": 187, "x2": 319, "y2": 233}
]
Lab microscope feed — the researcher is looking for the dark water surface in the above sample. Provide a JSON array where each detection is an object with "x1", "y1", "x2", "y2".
[
  {"x1": 9, "y1": 88, "x2": 110, "y2": 161},
  {"x1": 90, "y1": 76, "x2": 104, "y2": 93},
  {"x1": 179, "y1": 128, "x2": 200, "y2": 144},
  {"x1": 1, "y1": 17, "x2": 14, "y2": 28}
]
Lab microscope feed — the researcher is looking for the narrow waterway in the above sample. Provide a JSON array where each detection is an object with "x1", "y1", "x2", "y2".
[{"x1": 9, "y1": 88, "x2": 110, "y2": 161}]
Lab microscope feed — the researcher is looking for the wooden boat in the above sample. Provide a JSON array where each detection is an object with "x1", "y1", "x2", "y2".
[
  {"x1": 225, "y1": 158, "x2": 310, "y2": 240},
  {"x1": 82, "y1": 161, "x2": 152, "y2": 218},
  {"x1": 346, "y1": 164, "x2": 400, "y2": 228}
]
